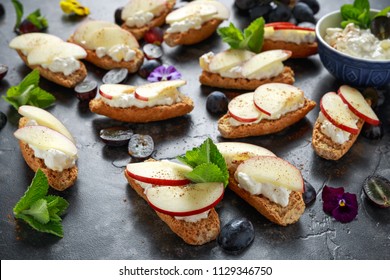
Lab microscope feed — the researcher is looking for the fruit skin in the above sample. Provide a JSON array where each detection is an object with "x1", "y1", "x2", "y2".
[
  {"x1": 100, "y1": 127, "x2": 133, "y2": 147},
  {"x1": 298, "y1": 0, "x2": 320, "y2": 15},
  {"x1": 74, "y1": 80, "x2": 97, "y2": 101},
  {"x1": 249, "y1": 4, "x2": 272, "y2": 21},
  {"x1": 138, "y1": 60, "x2": 161, "y2": 79},
  {"x1": 0, "y1": 64, "x2": 8, "y2": 81},
  {"x1": 144, "y1": 27, "x2": 164, "y2": 45},
  {"x1": 268, "y1": 2, "x2": 292, "y2": 23},
  {"x1": 17, "y1": 19, "x2": 44, "y2": 34},
  {"x1": 292, "y1": 2, "x2": 315, "y2": 23},
  {"x1": 0, "y1": 4, "x2": 5, "y2": 17},
  {"x1": 235, "y1": 0, "x2": 260, "y2": 11},
  {"x1": 114, "y1": 7, "x2": 124, "y2": 25},
  {"x1": 102, "y1": 68, "x2": 128, "y2": 84},
  {"x1": 206, "y1": 91, "x2": 229, "y2": 114},
  {"x1": 363, "y1": 175, "x2": 390, "y2": 208},
  {"x1": 228, "y1": 92, "x2": 261, "y2": 122},
  {"x1": 128, "y1": 134, "x2": 154, "y2": 158},
  {"x1": 143, "y1": 44, "x2": 163, "y2": 60}
]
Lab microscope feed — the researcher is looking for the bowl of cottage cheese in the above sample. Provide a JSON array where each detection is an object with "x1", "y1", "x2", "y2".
[{"x1": 316, "y1": 9, "x2": 390, "y2": 87}]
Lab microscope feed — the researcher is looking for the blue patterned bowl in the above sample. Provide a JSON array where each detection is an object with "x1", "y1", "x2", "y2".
[{"x1": 316, "y1": 10, "x2": 390, "y2": 88}]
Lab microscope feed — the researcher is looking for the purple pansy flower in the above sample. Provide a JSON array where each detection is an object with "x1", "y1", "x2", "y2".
[
  {"x1": 147, "y1": 65, "x2": 182, "y2": 82},
  {"x1": 322, "y1": 185, "x2": 358, "y2": 223}
]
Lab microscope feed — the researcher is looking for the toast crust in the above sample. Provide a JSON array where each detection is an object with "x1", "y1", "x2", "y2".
[
  {"x1": 312, "y1": 117, "x2": 365, "y2": 160},
  {"x1": 164, "y1": 19, "x2": 223, "y2": 47},
  {"x1": 68, "y1": 37, "x2": 144, "y2": 73},
  {"x1": 17, "y1": 51, "x2": 87, "y2": 88},
  {"x1": 262, "y1": 40, "x2": 318, "y2": 58},
  {"x1": 89, "y1": 95, "x2": 194, "y2": 123},
  {"x1": 18, "y1": 117, "x2": 78, "y2": 191},
  {"x1": 218, "y1": 98, "x2": 316, "y2": 138},
  {"x1": 199, "y1": 66, "x2": 295, "y2": 91},
  {"x1": 121, "y1": 0, "x2": 176, "y2": 40},
  {"x1": 124, "y1": 170, "x2": 220, "y2": 245}
]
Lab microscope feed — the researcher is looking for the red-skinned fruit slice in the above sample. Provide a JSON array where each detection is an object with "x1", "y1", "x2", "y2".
[
  {"x1": 146, "y1": 182, "x2": 225, "y2": 216},
  {"x1": 320, "y1": 92, "x2": 359, "y2": 135},
  {"x1": 228, "y1": 92, "x2": 261, "y2": 123}
]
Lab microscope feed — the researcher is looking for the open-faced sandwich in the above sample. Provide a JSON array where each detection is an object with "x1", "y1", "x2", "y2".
[
  {"x1": 312, "y1": 85, "x2": 380, "y2": 160},
  {"x1": 69, "y1": 20, "x2": 144, "y2": 73},
  {"x1": 125, "y1": 138, "x2": 228, "y2": 245},
  {"x1": 262, "y1": 22, "x2": 318, "y2": 58},
  {"x1": 89, "y1": 79, "x2": 194, "y2": 123},
  {"x1": 9, "y1": 33, "x2": 87, "y2": 88},
  {"x1": 218, "y1": 83, "x2": 316, "y2": 138},
  {"x1": 14, "y1": 105, "x2": 78, "y2": 191},
  {"x1": 120, "y1": 0, "x2": 176, "y2": 40},
  {"x1": 216, "y1": 142, "x2": 305, "y2": 226},
  {"x1": 164, "y1": 0, "x2": 229, "y2": 47}
]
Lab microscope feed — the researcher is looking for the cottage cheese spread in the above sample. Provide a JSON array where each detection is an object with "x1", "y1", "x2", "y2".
[
  {"x1": 102, "y1": 89, "x2": 182, "y2": 108},
  {"x1": 265, "y1": 28, "x2": 316, "y2": 44},
  {"x1": 41, "y1": 57, "x2": 80, "y2": 76},
  {"x1": 236, "y1": 172, "x2": 291, "y2": 207},
  {"x1": 96, "y1": 45, "x2": 136, "y2": 62},
  {"x1": 166, "y1": 16, "x2": 203, "y2": 33},
  {"x1": 125, "y1": 11, "x2": 154, "y2": 28},
  {"x1": 318, "y1": 112, "x2": 354, "y2": 144},
  {"x1": 325, "y1": 23, "x2": 390, "y2": 60},
  {"x1": 29, "y1": 145, "x2": 77, "y2": 172}
]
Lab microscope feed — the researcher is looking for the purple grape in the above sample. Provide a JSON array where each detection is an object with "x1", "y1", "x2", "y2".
[
  {"x1": 363, "y1": 175, "x2": 390, "y2": 208},
  {"x1": 17, "y1": 19, "x2": 42, "y2": 34},
  {"x1": 299, "y1": 0, "x2": 320, "y2": 15},
  {"x1": 114, "y1": 7, "x2": 124, "y2": 25},
  {"x1": 0, "y1": 64, "x2": 8, "y2": 81},
  {"x1": 293, "y1": 2, "x2": 315, "y2": 23},
  {"x1": 102, "y1": 68, "x2": 128, "y2": 84},
  {"x1": 138, "y1": 60, "x2": 161, "y2": 79},
  {"x1": 74, "y1": 80, "x2": 97, "y2": 101},
  {"x1": 303, "y1": 180, "x2": 316, "y2": 206},
  {"x1": 0, "y1": 111, "x2": 7, "y2": 130},
  {"x1": 100, "y1": 127, "x2": 134, "y2": 146},
  {"x1": 249, "y1": 4, "x2": 272, "y2": 21},
  {"x1": 143, "y1": 44, "x2": 163, "y2": 60},
  {"x1": 234, "y1": 0, "x2": 260, "y2": 11},
  {"x1": 268, "y1": 2, "x2": 292, "y2": 23},
  {"x1": 206, "y1": 91, "x2": 228, "y2": 114},
  {"x1": 218, "y1": 217, "x2": 254, "y2": 254},
  {"x1": 128, "y1": 134, "x2": 154, "y2": 158}
]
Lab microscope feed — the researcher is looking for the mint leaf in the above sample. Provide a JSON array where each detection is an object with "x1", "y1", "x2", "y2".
[
  {"x1": 375, "y1": 7, "x2": 390, "y2": 18},
  {"x1": 11, "y1": 0, "x2": 23, "y2": 30},
  {"x1": 217, "y1": 23, "x2": 244, "y2": 50},
  {"x1": 341, "y1": 5, "x2": 361, "y2": 21},
  {"x1": 14, "y1": 214, "x2": 65, "y2": 237},
  {"x1": 19, "y1": 69, "x2": 40, "y2": 90},
  {"x1": 29, "y1": 87, "x2": 56, "y2": 108},
  {"x1": 46, "y1": 195, "x2": 69, "y2": 216},
  {"x1": 185, "y1": 163, "x2": 226, "y2": 184},
  {"x1": 21, "y1": 198, "x2": 50, "y2": 224},
  {"x1": 354, "y1": 0, "x2": 370, "y2": 12},
  {"x1": 242, "y1": 17, "x2": 265, "y2": 53},
  {"x1": 26, "y1": 9, "x2": 48, "y2": 30}
]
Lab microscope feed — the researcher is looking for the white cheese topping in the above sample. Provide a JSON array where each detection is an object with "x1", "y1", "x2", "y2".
[
  {"x1": 125, "y1": 11, "x2": 154, "y2": 28},
  {"x1": 96, "y1": 45, "x2": 136, "y2": 62},
  {"x1": 174, "y1": 210, "x2": 210, "y2": 223},
  {"x1": 29, "y1": 144, "x2": 77, "y2": 172},
  {"x1": 265, "y1": 29, "x2": 316, "y2": 44},
  {"x1": 166, "y1": 16, "x2": 203, "y2": 33},
  {"x1": 41, "y1": 57, "x2": 80, "y2": 76},
  {"x1": 318, "y1": 112, "x2": 352, "y2": 145},
  {"x1": 217, "y1": 60, "x2": 283, "y2": 80},
  {"x1": 325, "y1": 23, "x2": 390, "y2": 60},
  {"x1": 236, "y1": 172, "x2": 291, "y2": 207}
]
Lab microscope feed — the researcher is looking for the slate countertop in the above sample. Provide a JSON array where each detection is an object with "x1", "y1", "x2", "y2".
[{"x1": 0, "y1": 0, "x2": 389, "y2": 260}]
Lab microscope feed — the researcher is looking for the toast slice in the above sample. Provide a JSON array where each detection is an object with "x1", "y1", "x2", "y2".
[
  {"x1": 18, "y1": 117, "x2": 78, "y2": 191},
  {"x1": 218, "y1": 98, "x2": 316, "y2": 138},
  {"x1": 17, "y1": 51, "x2": 87, "y2": 88},
  {"x1": 199, "y1": 66, "x2": 295, "y2": 91},
  {"x1": 312, "y1": 117, "x2": 365, "y2": 160},
  {"x1": 262, "y1": 40, "x2": 318, "y2": 58},
  {"x1": 68, "y1": 37, "x2": 144, "y2": 73},
  {"x1": 121, "y1": 0, "x2": 176, "y2": 40},
  {"x1": 89, "y1": 95, "x2": 194, "y2": 123},
  {"x1": 124, "y1": 170, "x2": 220, "y2": 245},
  {"x1": 164, "y1": 19, "x2": 222, "y2": 47}
]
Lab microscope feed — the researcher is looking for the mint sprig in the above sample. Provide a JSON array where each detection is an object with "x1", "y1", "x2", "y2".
[
  {"x1": 177, "y1": 138, "x2": 229, "y2": 187},
  {"x1": 11, "y1": 0, "x2": 48, "y2": 33},
  {"x1": 2, "y1": 69, "x2": 55, "y2": 110},
  {"x1": 217, "y1": 17, "x2": 265, "y2": 53},
  {"x1": 13, "y1": 169, "x2": 69, "y2": 238}
]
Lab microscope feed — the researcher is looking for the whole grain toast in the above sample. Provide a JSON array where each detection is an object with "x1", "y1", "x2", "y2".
[
  {"x1": 17, "y1": 51, "x2": 87, "y2": 88},
  {"x1": 218, "y1": 98, "x2": 316, "y2": 138},
  {"x1": 68, "y1": 37, "x2": 144, "y2": 73},
  {"x1": 164, "y1": 19, "x2": 222, "y2": 47},
  {"x1": 312, "y1": 117, "x2": 365, "y2": 160},
  {"x1": 121, "y1": 0, "x2": 176, "y2": 40},
  {"x1": 124, "y1": 170, "x2": 220, "y2": 245},
  {"x1": 262, "y1": 40, "x2": 318, "y2": 58},
  {"x1": 18, "y1": 117, "x2": 78, "y2": 191},
  {"x1": 89, "y1": 95, "x2": 194, "y2": 123},
  {"x1": 199, "y1": 66, "x2": 295, "y2": 91}
]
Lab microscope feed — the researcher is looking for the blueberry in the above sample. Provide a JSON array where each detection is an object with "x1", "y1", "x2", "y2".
[
  {"x1": 249, "y1": 4, "x2": 272, "y2": 21},
  {"x1": 363, "y1": 175, "x2": 390, "y2": 208},
  {"x1": 206, "y1": 91, "x2": 229, "y2": 114},
  {"x1": 298, "y1": 0, "x2": 320, "y2": 15},
  {"x1": 234, "y1": 0, "x2": 261, "y2": 11},
  {"x1": 293, "y1": 2, "x2": 315, "y2": 23},
  {"x1": 100, "y1": 127, "x2": 134, "y2": 147},
  {"x1": 114, "y1": 7, "x2": 124, "y2": 25},
  {"x1": 138, "y1": 60, "x2": 161, "y2": 79},
  {"x1": 268, "y1": 2, "x2": 292, "y2": 23},
  {"x1": 0, "y1": 111, "x2": 7, "y2": 130},
  {"x1": 102, "y1": 68, "x2": 128, "y2": 84},
  {"x1": 128, "y1": 134, "x2": 154, "y2": 158},
  {"x1": 74, "y1": 80, "x2": 97, "y2": 101},
  {"x1": 303, "y1": 180, "x2": 316, "y2": 206},
  {"x1": 218, "y1": 217, "x2": 255, "y2": 254},
  {"x1": 362, "y1": 123, "x2": 384, "y2": 140}
]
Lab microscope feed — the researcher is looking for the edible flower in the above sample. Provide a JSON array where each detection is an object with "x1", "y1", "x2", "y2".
[
  {"x1": 60, "y1": 0, "x2": 90, "y2": 16},
  {"x1": 147, "y1": 65, "x2": 182, "y2": 82},
  {"x1": 322, "y1": 185, "x2": 358, "y2": 223}
]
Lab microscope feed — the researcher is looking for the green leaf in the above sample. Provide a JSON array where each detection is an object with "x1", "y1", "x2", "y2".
[
  {"x1": 11, "y1": 0, "x2": 23, "y2": 30},
  {"x1": 341, "y1": 5, "x2": 361, "y2": 21},
  {"x1": 14, "y1": 214, "x2": 64, "y2": 237},
  {"x1": 341, "y1": 19, "x2": 361, "y2": 28},
  {"x1": 13, "y1": 169, "x2": 49, "y2": 215},
  {"x1": 46, "y1": 195, "x2": 69, "y2": 216},
  {"x1": 375, "y1": 7, "x2": 390, "y2": 18},
  {"x1": 242, "y1": 17, "x2": 265, "y2": 53},
  {"x1": 358, "y1": 9, "x2": 371, "y2": 29},
  {"x1": 21, "y1": 198, "x2": 50, "y2": 224},
  {"x1": 26, "y1": 9, "x2": 48, "y2": 30},
  {"x1": 354, "y1": 0, "x2": 370, "y2": 12},
  {"x1": 29, "y1": 87, "x2": 56, "y2": 109},
  {"x1": 217, "y1": 23, "x2": 244, "y2": 49},
  {"x1": 185, "y1": 163, "x2": 226, "y2": 185},
  {"x1": 19, "y1": 69, "x2": 40, "y2": 91}
]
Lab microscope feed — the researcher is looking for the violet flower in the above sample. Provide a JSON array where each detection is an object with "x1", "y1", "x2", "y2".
[
  {"x1": 147, "y1": 65, "x2": 181, "y2": 82},
  {"x1": 322, "y1": 185, "x2": 358, "y2": 223}
]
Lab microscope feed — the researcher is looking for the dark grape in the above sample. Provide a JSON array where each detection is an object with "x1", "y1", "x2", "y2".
[
  {"x1": 114, "y1": 7, "x2": 124, "y2": 25},
  {"x1": 249, "y1": 4, "x2": 272, "y2": 21},
  {"x1": 0, "y1": 64, "x2": 8, "y2": 81},
  {"x1": 303, "y1": 180, "x2": 316, "y2": 206},
  {"x1": 102, "y1": 68, "x2": 128, "y2": 84},
  {"x1": 144, "y1": 27, "x2": 164, "y2": 45},
  {"x1": 362, "y1": 123, "x2": 384, "y2": 140},
  {"x1": 234, "y1": 0, "x2": 260, "y2": 11},
  {"x1": 74, "y1": 80, "x2": 97, "y2": 101},
  {"x1": 363, "y1": 175, "x2": 390, "y2": 208},
  {"x1": 268, "y1": 2, "x2": 292, "y2": 23},
  {"x1": 138, "y1": 60, "x2": 161, "y2": 78},
  {"x1": 298, "y1": 0, "x2": 320, "y2": 15},
  {"x1": 206, "y1": 91, "x2": 229, "y2": 114},
  {"x1": 0, "y1": 4, "x2": 5, "y2": 17},
  {"x1": 370, "y1": 16, "x2": 390, "y2": 40},
  {"x1": 218, "y1": 217, "x2": 254, "y2": 254},
  {"x1": 128, "y1": 134, "x2": 154, "y2": 158},
  {"x1": 279, "y1": 0, "x2": 291, "y2": 6},
  {"x1": 17, "y1": 19, "x2": 43, "y2": 34},
  {"x1": 0, "y1": 111, "x2": 7, "y2": 130},
  {"x1": 100, "y1": 127, "x2": 134, "y2": 146},
  {"x1": 143, "y1": 44, "x2": 163, "y2": 60},
  {"x1": 292, "y1": 2, "x2": 315, "y2": 23}
]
